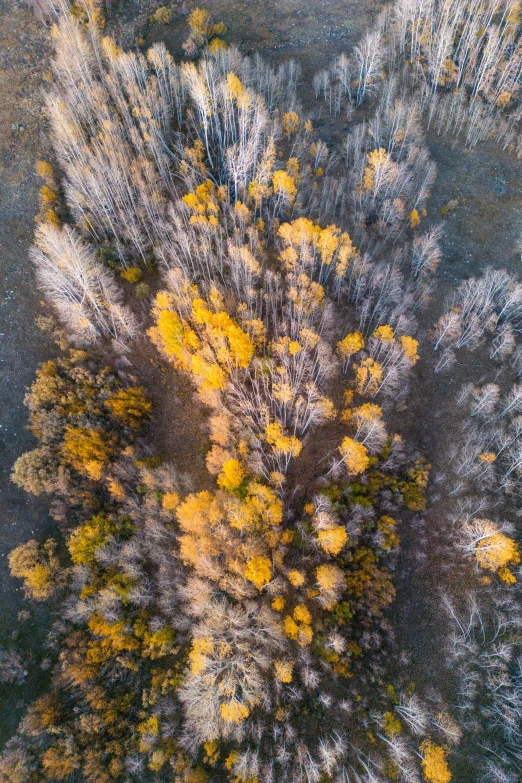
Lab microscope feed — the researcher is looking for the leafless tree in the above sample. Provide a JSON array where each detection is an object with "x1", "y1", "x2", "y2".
[{"x1": 31, "y1": 223, "x2": 136, "y2": 345}]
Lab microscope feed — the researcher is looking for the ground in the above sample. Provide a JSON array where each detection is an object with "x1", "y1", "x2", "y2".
[{"x1": 0, "y1": 0, "x2": 55, "y2": 743}]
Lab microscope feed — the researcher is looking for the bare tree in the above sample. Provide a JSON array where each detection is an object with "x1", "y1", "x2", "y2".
[{"x1": 31, "y1": 223, "x2": 137, "y2": 345}]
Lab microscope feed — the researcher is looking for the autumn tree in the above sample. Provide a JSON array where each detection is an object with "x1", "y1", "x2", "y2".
[{"x1": 9, "y1": 539, "x2": 63, "y2": 601}]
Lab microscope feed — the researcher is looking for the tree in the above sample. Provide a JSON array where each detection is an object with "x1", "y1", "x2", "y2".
[
  {"x1": 31, "y1": 224, "x2": 137, "y2": 345},
  {"x1": 420, "y1": 739, "x2": 451, "y2": 783},
  {"x1": 61, "y1": 426, "x2": 115, "y2": 481},
  {"x1": 335, "y1": 437, "x2": 370, "y2": 476},
  {"x1": 104, "y1": 387, "x2": 151, "y2": 428},
  {"x1": 315, "y1": 564, "x2": 345, "y2": 609},
  {"x1": 183, "y1": 8, "x2": 227, "y2": 56},
  {"x1": 8, "y1": 539, "x2": 63, "y2": 601},
  {"x1": 217, "y1": 458, "x2": 245, "y2": 491},
  {"x1": 0, "y1": 648, "x2": 27, "y2": 685},
  {"x1": 355, "y1": 358, "x2": 383, "y2": 397},
  {"x1": 245, "y1": 556, "x2": 272, "y2": 590},
  {"x1": 461, "y1": 518, "x2": 520, "y2": 582},
  {"x1": 11, "y1": 447, "x2": 62, "y2": 497},
  {"x1": 337, "y1": 331, "x2": 364, "y2": 372}
]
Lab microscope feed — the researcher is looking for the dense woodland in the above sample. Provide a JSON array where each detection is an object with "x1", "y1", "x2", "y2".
[{"x1": 1, "y1": 1, "x2": 521, "y2": 782}]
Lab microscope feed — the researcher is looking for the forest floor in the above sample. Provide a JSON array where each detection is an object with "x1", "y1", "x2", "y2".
[
  {"x1": 1, "y1": 0, "x2": 521, "y2": 753},
  {"x1": 390, "y1": 137, "x2": 522, "y2": 688},
  {"x1": 0, "y1": 0, "x2": 55, "y2": 744}
]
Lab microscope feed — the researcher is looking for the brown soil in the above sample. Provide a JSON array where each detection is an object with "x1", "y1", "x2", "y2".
[{"x1": 0, "y1": 0, "x2": 56, "y2": 744}]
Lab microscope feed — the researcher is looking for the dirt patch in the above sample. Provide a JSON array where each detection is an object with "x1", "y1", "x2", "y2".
[
  {"x1": 130, "y1": 337, "x2": 213, "y2": 492},
  {"x1": 0, "y1": 0, "x2": 59, "y2": 744},
  {"x1": 112, "y1": 0, "x2": 386, "y2": 80}
]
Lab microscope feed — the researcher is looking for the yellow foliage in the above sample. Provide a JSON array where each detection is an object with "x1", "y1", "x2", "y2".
[
  {"x1": 191, "y1": 298, "x2": 254, "y2": 369},
  {"x1": 355, "y1": 358, "x2": 383, "y2": 396},
  {"x1": 479, "y1": 452, "x2": 496, "y2": 463},
  {"x1": 282, "y1": 111, "x2": 299, "y2": 136},
  {"x1": 275, "y1": 707, "x2": 286, "y2": 721},
  {"x1": 286, "y1": 157, "x2": 300, "y2": 179},
  {"x1": 191, "y1": 355, "x2": 227, "y2": 390},
  {"x1": 209, "y1": 414, "x2": 231, "y2": 447},
  {"x1": 162, "y1": 492, "x2": 180, "y2": 512},
  {"x1": 120, "y1": 266, "x2": 142, "y2": 283},
  {"x1": 338, "y1": 437, "x2": 370, "y2": 476},
  {"x1": 373, "y1": 325, "x2": 394, "y2": 342},
  {"x1": 67, "y1": 516, "x2": 116, "y2": 566},
  {"x1": 225, "y1": 751, "x2": 239, "y2": 770},
  {"x1": 39, "y1": 185, "x2": 57, "y2": 206},
  {"x1": 138, "y1": 716, "x2": 159, "y2": 740},
  {"x1": 297, "y1": 624, "x2": 313, "y2": 646},
  {"x1": 272, "y1": 170, "x2": 297, "y2": 202},
  {"x1": 265, "y1": 422, "x2": 302, "y2": 458},
  {"x1": 277, "y1": 218, "x2": 351, "y2": 271},
  {"x1": 283, "y1": 615, "x2": 299, "y2": 640},
  {"x1": 183, "y1": 180, "x2": 220, "y2": 228},
  {"x1": 316, "y1": 564, "x2": 345, "y2": 592},
  {"x1": 203, "y1": 740, "x2": 220, "y2": 765},
  {"x1": 177, "y1": 490, "x2": 216, "y2": 534},
  {"x1": 317, "y1": 526, "x2": 348, "y2": 555},
  {"x1": 476, "y1": 531, "x2": 520, "y2": 574},
  {"x1": 189, "y1": 638, "x2": 213, "y2": 675},
  {"x1": 226, "y1": 72, "x2": 250, "y2": 110},
  {"x1": 183, "y1": 139, "x2": 208, "y2": 176},
  {"x1": 217, "y1": 458, "x2": 245, "y2": 491},
  {"x1": 88, "y1": 615, "x2": 139, "y2": 655},
  {"x1": 288, "y1": 569, "x2": 305, "y2": 587},
  {"x1": 498, "y1": 567, "x2": 516, "y2": 584},
  {"x1": 496, "y1": 91, "x2": 511, "y2": 108},
  {"x1": 274, "y1": 660, "x2": 293, "y2": 682},
  {"x1": 316, "y1": 224, "x2": 341, "y2": 265},
  {"x1": 187, "y1": 8, "x2": 226, "y2": 40},
  {"x1": 151, "y1": 6, "x2": 172, "y2": 24},
  {"x1": 354, "y1": 403, "x2": 383, "y2": 422},
  {"x1": 151, "y1": 303, "x2": 200, "y2": 367},
  {"x1": 41, "y1": 746, "x2": 80, "y2": 779},
  {"x1": 208, "y1": 37, "x2": 227, "y2": 52},
  {"x1": 362, "y1": 148, "x2": 388, "y2": 191},
  {"x1": 420, "y1": 740, "x2": 451, "y2": 783},
  {"x1": 227, "y1": 482, "x2": 283, "y2": 532},
  {"x1": 400, "y1": 335, "x2": 420, "y2": 364},
  {"x1": 152, "y1": 288, "x2": 255, "y2": 398},
  {"x1": 36, "y1": 160, "x2": 55, "y2": 186},
  {"x1": 293, "y1": 604, "x2": 312, "y2": 624},
  {"x1": 271, "y1": 596, "x2": 285, "y2": 611},
  {"x1": 244, "y1": 556, "x2": 272, "y2": 589},
  {"x1": 234, "y1": 200, "x2": 251, "y2": 222},
  {"x1": 220, "y1": 700, "x2": 249, "y2": 723},
  {"x1": 377, "y1": 516, "x2": 399, "y2": 551},
  {"x1": 107, "y1": 478, "x2": 125, "y2": 501},
  {"x1": 206, "y1": 445, "x2": 231, "y2": 475},
  {"x1": 187, "y1": 8, "x2": 211, "y2": 32},
  {"x1": 248, "y1": 178, "x2": 272, "y2": 206},
  {"x1": 8, "y1": 539, "x2": 61, "y2": 601},
  {"x1": 270, "y1": 470, "x2": 285, "y2": 487},
  {"x1": 61, "y1": 426, "x2": 113, "y2": 480},
  {"x1": 104, "y1": 387, "x2": 151, "y2": 428},
  {"x1": 409, "y1": 209, "x2": 421, "y2": 228},
  {"x1": 338, "y1": 331, "x2": 365, "y2": 362},
  {"x1": 383, "y1": 711, "x2": 403, "y2": 737}
]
